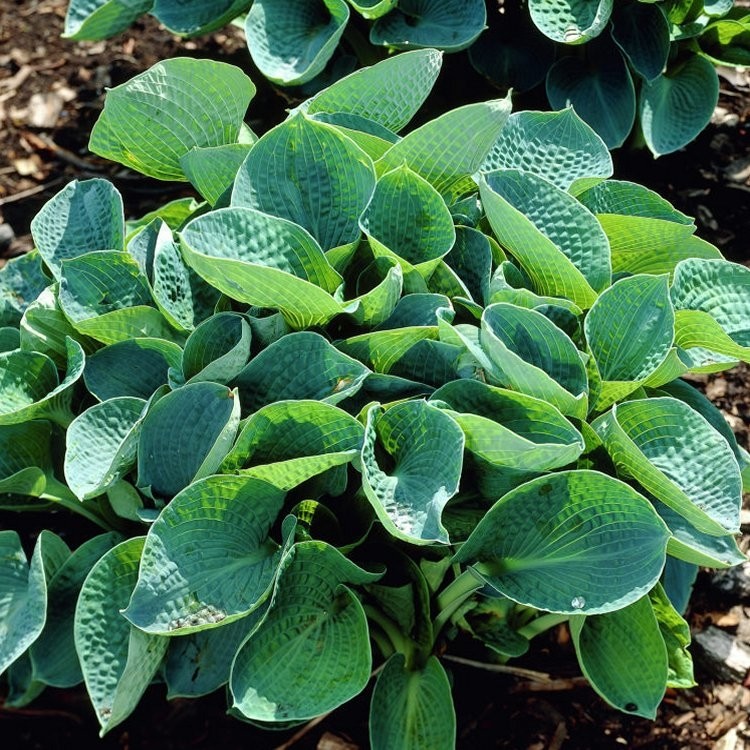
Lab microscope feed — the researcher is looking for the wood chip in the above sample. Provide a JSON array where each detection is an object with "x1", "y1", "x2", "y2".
[
  {"x1": 316, "y1": 733, "x2": 358, "y2": 750},
  {"x1": 25, "y1": 91, "x2": 64, "y2": 128},
  {"x1": 694, "y1": 626, "x2": 750, "y2": 683}
]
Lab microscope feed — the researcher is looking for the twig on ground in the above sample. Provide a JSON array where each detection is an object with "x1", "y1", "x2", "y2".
[{"x1": 0, "y1": 176, "x2": 65, "y2": 206}]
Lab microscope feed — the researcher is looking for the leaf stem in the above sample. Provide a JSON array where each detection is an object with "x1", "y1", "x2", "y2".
[
  {"x1": 517, "y1": 613, "x2": 569, "y2": 640},
  {"x1": 363, "y1": 604, "x2": 415, "y2": 664},
  {"x1": 433, "y1": 567, "x2": 484, "y2": 636},
  {"x1": 41, "y1": 476, "x2": 113, "y2": 531}
]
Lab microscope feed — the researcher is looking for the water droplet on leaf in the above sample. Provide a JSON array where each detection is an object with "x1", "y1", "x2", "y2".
[{"x1": 571, "y1": 596, "x2": 586, "y2": 609}]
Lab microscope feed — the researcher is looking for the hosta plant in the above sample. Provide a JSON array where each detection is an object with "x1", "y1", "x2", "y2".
[
  {"x1": 63, "y1": 0, "x2": 750, "y2": 155},
  {"x1": 1, "y1": 50, "x2": 749, "y2": 747}
]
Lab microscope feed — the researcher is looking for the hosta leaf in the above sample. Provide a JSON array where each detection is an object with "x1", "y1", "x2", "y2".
[
  {"x1": 165, "y1": 609, "x2": 266, "y2": 698},
  {"x1": 360, "y1": 400, "x2": 464, "y2": 544},
  {"x1": 309, "y1": 112, "x2": 399, "y2": 160},
  {"x1": 245, "y1": 0, "x2": 349, "y2": 85},
  {"x1": 0, "y1": 251, "x2": 49, "y2": 327},
  {"x1": 662, "y1": 557, "x2": 697, "y2": 616},
  {"x1": 570, "y1": 596, "x2": 668, "y2": 718},
  {"x1": 454, "y1": 471, "x2": 670, "y2": 614},
  {"x1": 482, "y1": 109, "x2": 612, "y2": 195},
  {"x1": 479, "y1": 303, "x2": 589, "y2": 418},
  {"x1": 230, "y1": 541, "x2": 378, "y2": 721},
  {"x1": 137, "y1": 382, "x2": 240, "y2": 499},
  {"x1": 30, "y1": 533, "x2": 121, "y2": 688},
  {"x1": 0, "y1": 338, "x2": 84, "y2": 427},
  {"x1": 699, "y1": 19, "x2": 750, "y2": 67},
  {"x1": 529, "y1": 0, "x2": 613, "y2": 44},
  {"x1": 305, "y1": 49, "x2": 442, "y2": 132},
  {"x1": 75, "y1": 537, "x2": 168, "y2": 735},
  {"x1": 152, "y1": 0, "x2": 252, "y2": 36},
  {"x1": 478, "y1": 171, "x2": 607, "y2": 308},
  {"x1": 369, "y1": 654, "x2": 455, "y2": 750},
  {"x1": 126, "y1": 196, "x2": 202, "y2": 235},
  {"x1": 345, "y1": 0, "x2": 395, "y2": 19},
  {"x1": 348, "y1": 257, "x2": 404, "y2": 326},
  {"x1": 180, "y1": 144, "x2": 252, "y2": 206},
  {"x1": 649, "y1": 584, "x2": 695, "y2": 689},
  {"x1": 89, "y1": 58, "x2": 256, "y2": 181},
  {"x1": 180, "y1": 312, "x2": 251, "y2": 384},
  {"x1": 0, "y1": 531, "x2": 69, "y2": 675},
  {"x1": 64, "y1": 397, "x2": 146, "y2": 501},
  {"x1": 4, "y1": 653, "x2": 45, "y2": 708},
  {"x1": 585, "y1": 274, "x2": 674, "y2": 408},
  {"x1": 233, "y1": 332, "x2": 369, "y2": 412},
  {"x1": 337, "y1": 326, "x2": 439, "y2": 374},
  {"x1": 180, "y1": 207, "x2": 344, "y2": 329},
  {"x1": 0, "y1": 421, "x2": 54, "y2": 497},
  {"x1": 124, "y1": 476, "x2": 285, "y2": 634},
  {"x1": 63, "y1": 0, "x2": 152, "y2": 39},
  {"x1": 611, "y1": 2, "x2": 670, "y2": 82},
  {"x1": 593, "y1": 397, "x2": 742, "y2": 536},
  {"x1": 546, "y1": 42, "x2": 635, "y2": 149},
  {"x1": 443, "y1": 227, "x2": 493, "y2": 305},
  {"x1": 640, "y1": 56, "x2": 719, "y2": 157},
  {"x1": 84, "y1": 338, "x2": 182, "y2": 400},
  {"x1": 674, "y1": 310, "x2": 750, "y2": 365},
  {"x1": 360, "y1": 165, "x2": 456, "y2": 279},
  {"x1": 370, "y1": 0, "x2": 486, "y2": 52},
  {"x1": 233, "y1": 113, "x2": 375, "y2": 252},
  {"x1": 376, "y1": 96, "x2": 512, "y2": 203},
  {"x1": 30, "y1": 179, "x2": 124, "y2": 280}
]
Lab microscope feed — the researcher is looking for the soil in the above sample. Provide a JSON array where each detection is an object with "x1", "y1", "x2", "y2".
[{"x1": 1, "y1": 2, "x2": 750, "y2": 749}]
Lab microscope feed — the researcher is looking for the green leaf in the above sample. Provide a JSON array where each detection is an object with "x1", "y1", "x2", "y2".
[
  {"x1": 593, "y1": 397, "x2": 742, "y2": 536},
  {"x1": 570, "y1": 595, "x2": 668, "y2": 718},
  {"x1": 529, "y1": 0, "x2": 613, "y2": 44},
  {"x1": 478, "y1": 171, "x2": 607, "y2": 308},
  {"x1": 0, "y1": 531, "x2": 69, "y2": 675},
  {"x1": 0, "y1": 251, "x2": 49, "y2": 327},
  {"x1": 230, "y1": 541, "x2": 378, "y2": 721},
  {"x1": 4, "y1": 652, "x2": 45, "y2": 708},
  {"x1": 699, "y1": 19, "x2": 750, "y2": 66},
  {"x1": 611, "y1": 2, "x2": 670, "y2": 82},
  {"x1": 180, "y1": 144, "x2": 252, "y2": 206},
  {"x1": 232, "y1": 113, "x2": 375, "y2": 252},
  {"x1": 137, "y1": 382, "x2": 240, "y2": 499},
  {"x1": 30, "y1": 179, "x2": 124, "y2": 280},
  {"x1": 74, "y1": 537, "x2": 168, "y2": 735},
  {"x1": 639, "y1": 56, "x2": 719, "y2": 157},
  {"x1": 360, "y1": 165, "x2": 456, "y2": 280},
  {"x1": 64, "y1": 397, "x2": 146, "y2": 501},
  {"x1": 369, "y1": 654, "x2": 455, "y2": 750},
  {"x1": 444, "y1": 227, "x2": 493, "y2": 305},
  {"x1": 30, "y1": 533, "x2": 121, "y2": 688},
  {"x1": 345, "y1": 0, "x2": 395, "y2": 19},
  {"x1": 376, "y1": 96, "x2": 512, "y2": 203},
  {"x1": 304, "y1": 49, "x2": 442, "y2": 132},
  {"x1": 84, "y1": 338, "x2": 182, "y2": 400},
  {"x1": 0, "y1": 421, "x2": 55, "y2": 498},
  {"x1": 124, "y1": 476, "x2": 285, "y2": 634},
  {"x1": 245, "y1": 0, "x2": 349, "y2": 85},
  {"x1": 585, "y1": 274, "x2": 675, "y2": 408},
  {"x1": 89, "y1": 58, "x2": 256, "y2": 180},
  {"x1": 152, "y1": 0, "x2": 253, "y2": 36},
  {"x1": 64, "y1": 0, "x2": 152, "y2": 39},
  {"x1": 233, "y1": 332, "x2": 369, "y2": 412},
  {"x1": 180, "y1": 206, "x2": 344, "y2": 329},
  {"x1": 649, "y1": 584, "x2": 695, "y2": 689},
  {"x1": 370, "y1": 0, "x2": 486, "y2": 52},
  {"x1": 180, "y1": 312, "x2": 251, "y2": 384},
  {"x1": 360, "y1": 400, "x2": 464, "y2": 544},
  {"x1": 674, "y1": 310, "x2": 750, "y2": 365},
  {"x1": 454, "y1": 471, "x2": 670, "y2": 614},
  {"x1": 546, "y1": 42, "x2": 635, "y2": 149},
  {"x1": 482, "y1": 108, "x2": 612, "y2": 195}
]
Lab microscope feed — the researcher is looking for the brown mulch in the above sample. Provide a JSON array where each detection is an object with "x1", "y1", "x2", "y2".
[{"x1": 1, "y1": 2, "x2": 750, "y2": 749}]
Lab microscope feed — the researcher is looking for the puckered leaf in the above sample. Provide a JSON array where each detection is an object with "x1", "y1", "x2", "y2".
[
  {"x1": 180, "y1": 144, "x2": 253, "y2": 206},
  {"x1": 454, "y1": 471, "x2": 670, "y2": 614},
  {"x1": 180, "y1": 312, "x2": 251, "y2": 385},
  {"x1": 529, "y1": 0, "x2": 613, "y2": 44},
  {"x1": 649, "y1": 583, "x2": 695, "y2": 689},
  {"x1": 152, "y1": 0, "x2": 253, "y2": 36},
  {"x1": 611, "y1": 2, "x2": 670, "y2": 82},
  {"x1": 0, "y1": 251, "x2": 49, "y2": 327},
  {"x1": 64, "y1": 0, "x2": 152, "y2": 40}
]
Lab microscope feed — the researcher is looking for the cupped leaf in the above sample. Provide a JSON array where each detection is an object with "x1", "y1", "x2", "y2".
[
  {"x1": 649, "y1": 584, "x2": 695, "y2": 689},
  {"x1": 482, "y1": 109, "x2": 612, "y2": 195},
  {"x1": 233, "y1": 332, "x2": 369, "y2": 412},
  {"x1": 611, "y1": 2, "x2": 670, "y2": 82},
  {"x1": 546, "y1": 41, "x2": 635, "y2": 148},
  {"x1": 0, "y1": 421, "x2": 55, "y2": 498},
  {"x1": 0, "y1": 531, "x2": 70, "y2": 675},
  {"x1": 360, "y1": 400, "x2": 464, "y2": 544},
  {"x1": 369, "y1": 654, "x2": 455, "y2": 750},
  {"x1": 529, "y1": 0, "x2": 613, "y2": 44},
  {"x1": 89, "y1": 58, "x2": 256, "y2": 180},
  {"x1": 180, "y1": 144, "x2": 253, "y2": 206},
  {"x1": 454, "y1": 471, "x2": 670, "y2": 614},
  {"x1": 124, "y1": 476, "x2": 285, "y2": 634},
  {"x1": 345, "y1": 0, "x2": 395, "y2": 19},
  {"x1": 639, "y1": 56, "x2": 719, "y2": 157},
  {"x1": 376, "y1": 96, "x2": 512, "y2": 203},
  {"x1": 180, "y1": 312, "x2": 251, "y2": 384},
  {"x1": 30, "y1": 533, "x2": 121, "y2": 688},
  {"x1": 305, "y1": 49, "x2": 442, "y2": 132},
  {"x1": 75, "y1": 537, "x2": 168, "y2": 735},
  {"x1": 699, "y1": 19, "x2": 750, "y2": 66},
  {"x1": 230, "y1": 541, "x2": 379, "y2": 721},
  {"x1": 443, "y1": 227, "x2": 493, "y2": 305},
  {"x1": 370, "y1": 0, "x2": 486, "y2": 52},
  {"x1": 478, "y1": 170, "x2": 608, "y2": 308},
  {"x1": 584, "y1": 274, "x2": 674, "y2": 408},
  {"x1": 232, "y1": 113, "x2": 376, "y2": 252},
  {"x1": 64, "y1": 397, "x2": 146, "y2": 501},
  {"x1": 153, "y1": 0, "x2": 252, "y2": 36},
  {"x1": 64, "y1": 0, "x2": 152, "y2": 39},
  {"x1": 570, "y1": 595, "x2": 668, "y2": 718},
  {"x1": 30, "y1": 179, "x2": 124, "y2": 280},
  {"x1": 84, "y1": 338, "x2": 182, "y2": 401},
  {"x1": 245, "y1": 0, "x2": 349, "y2": 86},
  {"x1": 136, "y1": 382, "x2": 240, "y2": 499},
  {"x1": 593, "y1": 397, "x2": 742, "y2": 536},
  {"x1": 0, "y1": 251, "x2": 49, "y2": 327}
]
